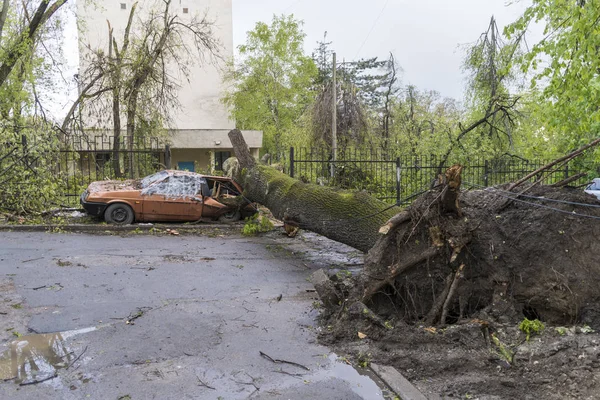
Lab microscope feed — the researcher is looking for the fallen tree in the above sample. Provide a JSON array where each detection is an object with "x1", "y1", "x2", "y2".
[
  {"x1": 229, "y1": 129, "x2": 600, "y2": 328},
  {"x1": 228, "y1": 129, "x2": 400, "y2": 252}
]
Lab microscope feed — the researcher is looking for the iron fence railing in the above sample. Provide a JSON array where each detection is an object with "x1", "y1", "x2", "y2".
[
  {"x1": 57, "y1": 135, "x2": 168, "y2": 205},
  {"x1": 0, "y1": 134, "x2": 169, "y2": 207},
  {"x1": 287, "y1": 147, "x2": 592, "y2": 205}
]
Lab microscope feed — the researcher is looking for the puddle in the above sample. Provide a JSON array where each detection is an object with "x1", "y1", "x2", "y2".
[
  {"x1": 312, "y1": 354, "x2": 395, "y2": 399},
  {"x1": 0, "y1": 327, "x2": 95, "y2": 385}
]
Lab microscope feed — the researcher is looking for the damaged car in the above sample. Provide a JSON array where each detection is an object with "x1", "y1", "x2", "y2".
[
  {"x1": 585, "y1": 178, "x2": 600, "y2": 200},
  {"x1": 80, "y1": 170, "x2": 256, "y2": 224}
]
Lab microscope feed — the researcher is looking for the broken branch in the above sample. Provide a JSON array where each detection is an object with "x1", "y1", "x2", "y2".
[
  {"x1": 508, "y1": 137, "x2": 600, "y2": 191},
  {"x1": 259, "y1": 351, "x2": 310, "y2": 371},
  {"x1": 379, "y1": 211, "x2": 410, "y2": 235},
  {"x1": 196, "y1": 376, "x2": 216, "y2": 390},
  {"x1": 551, "y1": 172, "x2": 588, "y2": 187},
  {"x1": 66, "y1": 345, "x2": 88, "y2": 370}
]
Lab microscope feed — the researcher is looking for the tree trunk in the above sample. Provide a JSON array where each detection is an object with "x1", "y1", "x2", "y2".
[
  {"x1": 228, "y1": 129, "x2": 400, "y2": 252},
  {"x1": 108, "y1": 26, "x2": 122, "y2": 178},
  {"x1": 112, "y1": 86, "x2": 122, "y2": 178},
  {"x1": 126, "y1": 88, "x2": 138, "y2": 178}
]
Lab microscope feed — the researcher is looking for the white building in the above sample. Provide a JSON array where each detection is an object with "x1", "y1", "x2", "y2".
[{"x1": 77, "y1": 0, "x2": 262, "y2": 172}]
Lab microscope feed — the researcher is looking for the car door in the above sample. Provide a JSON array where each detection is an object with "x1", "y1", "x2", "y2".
[{"x1": 141, "y1": 175, "x2": 201, "y2": 221}]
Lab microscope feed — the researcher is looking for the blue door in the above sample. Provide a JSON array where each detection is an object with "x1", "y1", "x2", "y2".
[{"x1": 177, "y1": 161, "x2": 195, "y2": 172}]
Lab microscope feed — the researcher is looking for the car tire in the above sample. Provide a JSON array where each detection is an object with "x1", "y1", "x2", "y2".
[
  {"x1": 218, "y1": 210, "x2": 241, "y2": 223},
  {"x1": 104, "y1": 203, "x2": 135, "y2": 225}
]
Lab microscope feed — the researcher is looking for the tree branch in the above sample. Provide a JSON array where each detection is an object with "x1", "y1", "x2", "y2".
[
  {"x1": 0, "y1": 0, "x2": 68, "y2": 88},
  {"x1": 0, "y1": 0, "x2": 10, "y2": 40}
]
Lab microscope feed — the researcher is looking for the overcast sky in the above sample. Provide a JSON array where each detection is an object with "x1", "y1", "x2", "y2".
[
  {"x1": 232, "y1": 0, "x2": 531, "y2": 101},
  {"x1": 54, "y1": 1, "x2": 532, "y2": 119}
]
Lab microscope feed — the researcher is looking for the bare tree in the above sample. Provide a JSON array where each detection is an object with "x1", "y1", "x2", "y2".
[
  {"x1": 381, "y1": 52, "x2": 399, "y2": 147},
  {"x1": 64, "y1": 0, "x2": 221, "y2": 175}
]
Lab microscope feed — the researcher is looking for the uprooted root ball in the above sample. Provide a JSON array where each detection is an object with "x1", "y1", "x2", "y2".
[{"x1": 332, "y1": 184, "x2": 600, "y2": 329}]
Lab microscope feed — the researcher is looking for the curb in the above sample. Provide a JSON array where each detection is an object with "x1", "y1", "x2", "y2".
[
  {"x1": 370, "y1": 363, "x2": 429, "y2": 400},
  {"x1": 0, "y1": 223, "x2": 242, "y2": 234}
]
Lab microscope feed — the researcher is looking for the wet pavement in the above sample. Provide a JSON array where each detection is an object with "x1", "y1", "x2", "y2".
[{"x1": 0, "y1": 231, "x2": 394, "y2": 399}]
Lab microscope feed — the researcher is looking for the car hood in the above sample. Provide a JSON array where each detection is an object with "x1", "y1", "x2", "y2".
[{"x1": 87, "y1": 180, "x2": 141, "y2": 193}]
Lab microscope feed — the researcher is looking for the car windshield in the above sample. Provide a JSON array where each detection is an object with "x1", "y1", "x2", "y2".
[
  {"x1": 141, "y1": 171, "x2": 169, "y2": 188},
  {"x1": 141, "y1": 174, "x2": 207, "y2": 197}
]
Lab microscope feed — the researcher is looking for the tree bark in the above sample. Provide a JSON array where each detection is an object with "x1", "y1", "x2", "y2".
[
  {"x1": 0, "y1": 0, "x2": 10, "y2": 40},
  {"x1": 0, "y1": 0, "x2": 68, "y2": 88},
  {"x1": 228, "y1": 129, "x2": 400, "y2": 252},
  {"x1": 229, "y1": 128, "x2": 256, "y2": 169}
]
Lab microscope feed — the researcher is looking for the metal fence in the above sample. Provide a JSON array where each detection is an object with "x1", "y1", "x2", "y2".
[
  {"x1": 57, "y1": 135, "x2": 168, "y2": 205},
  {"x1": 288, "y1": 147, "x2": 591, "y2": 204}
]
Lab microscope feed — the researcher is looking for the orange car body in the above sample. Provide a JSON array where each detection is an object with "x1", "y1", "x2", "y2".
[{"x1": 80, "y1": 170, "x2": 255, "y2": 223}]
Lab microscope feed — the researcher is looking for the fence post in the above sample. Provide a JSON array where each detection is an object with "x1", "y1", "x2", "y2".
[
  {"x1": 396, "y1": 157, "x2": 401, "y2": 205},
  {"x1": 165, "y1": 144, "x2": 171, "y2": 169},
  {"x1": 564, "y1": 164, "x2": 569, "y2": 180},
  {"x1": 484, "y1": 160, "x2": 489, "y2": 187},
  {"x1": 289, "y1": 147, "x2": 295, "y2": 178}
]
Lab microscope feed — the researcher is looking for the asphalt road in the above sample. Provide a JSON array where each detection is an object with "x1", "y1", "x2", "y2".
[{"x1": 0, "y1": 231, "x2": 391, "y2": 399}]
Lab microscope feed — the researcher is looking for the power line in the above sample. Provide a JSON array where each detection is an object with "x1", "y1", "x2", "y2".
[
  {"x1": 462, "y1": 181, "x2": 600, "y2": 221},
  {"x1": 354, "y1": 0, "x2": 391, "y2": 60},
  {"x1": 464, "y1": 181, "x2": 600, "y2": 209}
]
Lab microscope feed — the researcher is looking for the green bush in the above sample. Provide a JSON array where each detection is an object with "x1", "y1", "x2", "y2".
[
  {"x1": 242, "y1": 214, "x2": 274, "y2": 236},
  {"x1": 0, "y1": 126, "x2": 64, "y2": 214}
]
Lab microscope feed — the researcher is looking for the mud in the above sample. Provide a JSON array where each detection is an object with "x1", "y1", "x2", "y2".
[
  {"x1": 318, "y1": 318, "x2": 600, "y2": 399},
  {"x1": 314, "y1": 184, "x2": 600, "y2": 399}
]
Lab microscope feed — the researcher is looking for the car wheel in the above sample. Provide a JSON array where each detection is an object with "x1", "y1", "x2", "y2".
[
  {"x1": 104, "y1": 203, "x2": 135, "y2": 225},
  {"x1": 218, "y1": 210, "x2": 241, "y2": 223}
]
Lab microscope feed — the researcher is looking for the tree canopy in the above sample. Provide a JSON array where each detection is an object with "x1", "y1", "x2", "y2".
[
  {"x1": 506, "y1": 0, "x2": 600, "y2": 158},
  {"x1": 222, "y1": 15, "x2": 318, "y2": 155}
]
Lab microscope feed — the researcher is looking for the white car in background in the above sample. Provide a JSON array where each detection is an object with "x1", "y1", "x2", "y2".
[{"x1": 584, "y1": 178, "x2": 600, "y2": 200}]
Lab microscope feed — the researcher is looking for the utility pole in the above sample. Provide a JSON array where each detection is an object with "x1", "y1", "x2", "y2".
[{"x1": 331, "y1": 52, "x2": 337, "y2": 178}]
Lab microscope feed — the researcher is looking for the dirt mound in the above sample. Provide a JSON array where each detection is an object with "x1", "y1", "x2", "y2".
[
  {"x1": 315, "y1": 183, "x2": 600, "y2": 399},
  {"x1": 343, "y1": 183, "x2": 600, "y2": 328}
]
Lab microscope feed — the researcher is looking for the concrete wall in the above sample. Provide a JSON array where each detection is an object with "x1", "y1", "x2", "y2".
[
  {"x1": 77, "y1": 0, "x2": 235, "y2": 131},
  {"x1": 171, "y1": 147, "x2": 260, "y2": 172},
  {"x1": 169, "y1": 130, "x2": 263, "y2": 150}
]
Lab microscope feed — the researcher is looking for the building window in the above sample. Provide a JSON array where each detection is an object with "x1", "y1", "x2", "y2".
[
  {"x1": 120, "y1": 3, "x2": 126, "y2": 9},
  {"x1": 215, "y1": 151, "x2": 231, "y2": 171},
  {"x1": 183, "y1": 7, "x2": 189, "y2": 14},
  {"x1": 177, "y1": 161, "x2": 195, "y2": 172}
]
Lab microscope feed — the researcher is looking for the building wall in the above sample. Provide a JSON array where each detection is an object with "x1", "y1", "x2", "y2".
[
  {"x1": 169, "y1": 130, "x2": 263, "y2": 150},
  {"x1": 77, "y1": 0, "x2": 235, "y2": 131},
  {"x1": 171, "y1": 147, "x2": 260, "y2": 172}
]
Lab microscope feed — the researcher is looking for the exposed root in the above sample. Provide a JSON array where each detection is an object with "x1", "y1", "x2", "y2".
[
  {"x1": 440, "y1": 264, "x2": 465, "y2": 325},
  {"x1": 379, "y1": 211, "x2": 410, "y2": 235},
  {"x1": 362, "y1": 246, "x2": 440, "y2": 302},
  {"x1": 424, "y1": 274, "x2": 454, "y2": 326}
]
